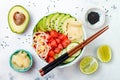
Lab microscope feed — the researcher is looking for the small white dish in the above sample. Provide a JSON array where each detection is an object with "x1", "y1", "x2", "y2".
[{"x1": 85, "y1": 7, "x2": 106, "y2": 30}]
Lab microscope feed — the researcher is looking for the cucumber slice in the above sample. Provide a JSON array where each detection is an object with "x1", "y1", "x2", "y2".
[
  {"x1": 56, "y1": 48, "x2": 75, "y2": 64},
  {"x1": 63, "y1": 57, "x2": 75, "y2": 63},
  {"x1": 72, "y1": 50, "x2": 81, "y2": 58},
  {"x1": 67, "y1": 42, "x2": 81, "y2": 58},
  {"x1": 57, "y1": 43, "x2": 81, "y2": 64}
]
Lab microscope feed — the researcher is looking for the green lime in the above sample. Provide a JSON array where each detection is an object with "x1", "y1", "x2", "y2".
[
  {"x1": 79, "y1": 56, "x2": 98, "y2": 74},
  {"x1": 97, "y1": 45, "x2": 112, "y2": 63}
]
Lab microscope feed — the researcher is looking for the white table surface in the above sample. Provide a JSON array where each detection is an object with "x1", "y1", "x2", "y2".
[{"x1": 0, "y1": 0, "x2": 120, "y2": 80}]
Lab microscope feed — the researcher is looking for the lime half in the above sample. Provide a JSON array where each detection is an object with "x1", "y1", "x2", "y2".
[
  {"x1": 79, "y1": 56, "x2": 98, "y2": 74},
  {"x1": 97, "y1": 45, "x2": 112, "y2": 63}
]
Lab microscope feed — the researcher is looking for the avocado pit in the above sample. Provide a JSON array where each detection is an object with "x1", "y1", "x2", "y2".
[
  {"x1": 8, "y1": 5, "x2": 30, "y2": 34},
  {"x1": 13, "y1": 12, "x2": 25, "y2": 25}
]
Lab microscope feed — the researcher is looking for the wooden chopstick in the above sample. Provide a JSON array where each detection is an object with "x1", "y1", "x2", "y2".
[
  {"x1": 39, "y1": 26, "x2": 109, "y2": 76},
  {"x1": 68, "y1": 26, "x2": 109, "y2": 56}
]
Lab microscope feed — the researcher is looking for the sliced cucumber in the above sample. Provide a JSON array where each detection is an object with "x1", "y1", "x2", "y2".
[
  {"x1": 55, "y1": 43, "x2": 81, "y2": 64},
  {"x1": 72, "y1": 50, "x2": 81, "y2": 58},
  {"x1": 67, "y1": 42, "x2": 81, "y2": 58},
  {"x1": 62, "y1": 43, "x2": 81, "y2": 63},
  {"x1": 55, "y1": 48, "x2": 75, "y2": 64},
  {"x1": 63, "y1": 57, "x2": 75, "y2": 63}
]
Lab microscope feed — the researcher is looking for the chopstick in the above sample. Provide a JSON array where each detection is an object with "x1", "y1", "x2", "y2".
[{"x1": 39, "y1": 26, "x2": 109, "y2": 76}]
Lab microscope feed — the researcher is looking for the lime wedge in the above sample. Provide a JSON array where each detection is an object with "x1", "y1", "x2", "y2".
[
  {"x1": 79, "y1": 56, "x2": 98, "y2": 74},
  {"x1": 97, "y1": 45, "x2": 112, "y2": 63}
]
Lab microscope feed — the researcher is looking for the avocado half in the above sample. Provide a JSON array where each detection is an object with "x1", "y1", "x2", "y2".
[{"x1": 8, "y1": 5, "x2": 30, "y2": 34}]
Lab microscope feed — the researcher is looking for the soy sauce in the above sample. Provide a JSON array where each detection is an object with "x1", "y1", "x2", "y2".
[{"x1": 87, "y1": 12, "x2": 100, "y2": 25}]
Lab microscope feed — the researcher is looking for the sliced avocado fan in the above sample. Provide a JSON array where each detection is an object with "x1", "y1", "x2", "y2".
[{"x1": 33, "y1": 12, "x2": 75, "y2": 34}]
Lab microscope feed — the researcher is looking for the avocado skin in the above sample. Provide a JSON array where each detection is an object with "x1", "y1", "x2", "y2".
[{"x1": 8, "y1": 5, "x2": 30, "y2": 34}]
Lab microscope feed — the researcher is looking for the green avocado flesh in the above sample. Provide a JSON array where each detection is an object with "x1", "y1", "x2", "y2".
[
  {"x1": 8, "y1": 5, "x2": 30, "y2": 34},
  {"x1": 33, "y1": 12, "x2": 76, "y2": 33}
]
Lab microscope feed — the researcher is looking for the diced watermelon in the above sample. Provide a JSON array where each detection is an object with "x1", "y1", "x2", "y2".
[
  {"x1": 59, "y1": 33, "x2": 66, "y2": 40},
  {"x1": 55, "y1": 38, "x2": 61, "y2": 44},
  {"x1": 62, "y1": 39, "x2": 71, "y2": 48},
  {"x1": 50, "y1": 30, "x2": 58, "y2": 38},
  {"x1": 48, "y1": 57, "x2": 54, "y2": 63},
  {"x1": 45, "y1": 30, "x2": 71, "y2": 62},
  {"x1": 54, "y1": 48, "x2": 61, "y2": 54},
  {"x1": 48, "y1": 50, "x2": 55, "y2": 57},
  {"x1": 58, "y1": 43, "x2": 63, "y2": 50},
  {"x1": 50, "y1": 39, "x2": 57, "y2": 47},
  {"x1": 47, "y1": 42, "x2": 51, "y2": 47}
]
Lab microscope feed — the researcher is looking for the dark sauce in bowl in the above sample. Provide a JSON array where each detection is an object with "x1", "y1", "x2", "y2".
[{"x1": 87, "y1": 12, "x2": 100, "y2": 25}]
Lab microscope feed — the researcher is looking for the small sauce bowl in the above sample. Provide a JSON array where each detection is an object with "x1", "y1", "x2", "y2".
[
  {"x1": 85, "y1": 7, "x2": 106, "y2": 29},
  {"x1": 9, "y1": 49, "x2": 33, "y2": 72}
]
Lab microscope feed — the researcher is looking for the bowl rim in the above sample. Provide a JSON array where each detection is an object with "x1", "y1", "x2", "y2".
[{"x1": 9, "y1": 49, "x2": 33, "y2": 72}]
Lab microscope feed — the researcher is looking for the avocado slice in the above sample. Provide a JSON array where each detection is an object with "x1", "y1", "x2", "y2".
[
  {"x1": 46, "y1": 13, "x2": 55, "y2": 31},
  {"x1": 42, "y1": 16, "x2": 47, "y2": 32},
  {"x1": 62, "y1": 17, "x2": 76, "y2": 34},
  {"x1": 8, "y1": 5, "x2": 30, "y2": 34},
  {"x1": 58, "y1": 14, "x2": 71, "y2": 33},
  {"x1": 35, "y1": 19, "x2": 44, "y2": 32},
  {"x1": 54, "y1": 13, "x2": 65, "y2": 32},
  {"x1": 50, "y1": 12, "x2": 60, "y2": 30},
  {"x1": 33, "y1": 25, "x2": 37, "y2": 33}
]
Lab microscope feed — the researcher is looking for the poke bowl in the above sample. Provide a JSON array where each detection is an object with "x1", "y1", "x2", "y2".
[{"x1": 32, "y1": 12, "x2": 86, "y2": 68}]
